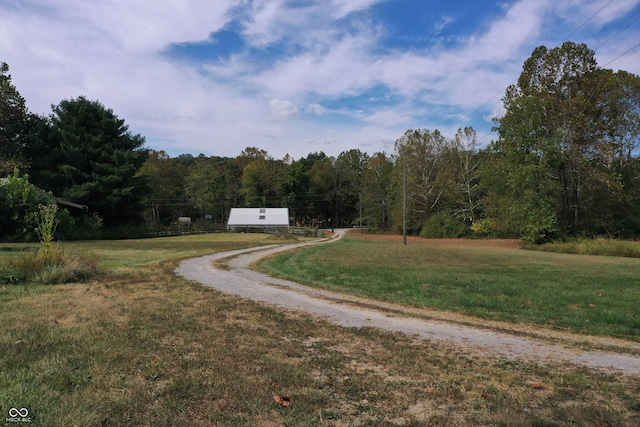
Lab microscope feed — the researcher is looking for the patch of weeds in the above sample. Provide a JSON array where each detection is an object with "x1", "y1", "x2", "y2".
[
  {"x1": 267, "y1": 231, "x2": 300, "y2": 242},
  {"x1": 144, "y1": 372, "x2": 161, "y2": 381},
  {"x1": 0, "y1": 264, "x2": 26, "y2": 284},
  {"x1": 628, "y1": 398, "x2": 640, "y2": 412},
  {"x1": 211, "y1": 258, "x2": 232, "y2": 270},
  {"x1": 9, "y1": 250, "x2": 98, "y2": 285}
]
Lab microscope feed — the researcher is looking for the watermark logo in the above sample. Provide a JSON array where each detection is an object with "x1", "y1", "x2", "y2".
[{"x1": 6, "y1": 408, "x2": 31, "y2": 423}]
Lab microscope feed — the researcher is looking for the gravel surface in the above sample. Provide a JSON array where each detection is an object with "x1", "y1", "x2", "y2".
[{"x1": 175, "y1": 231, "x2": 640, "y2": 376}]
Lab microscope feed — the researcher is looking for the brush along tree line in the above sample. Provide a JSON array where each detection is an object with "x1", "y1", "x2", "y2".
[{"x1": 1, "y1": 42, "x2": 640, "y2": 242}]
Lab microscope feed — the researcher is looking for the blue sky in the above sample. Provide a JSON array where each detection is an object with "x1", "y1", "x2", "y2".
[{"x1": 2, "y1": 0, "x2": 640, "y2": 159}]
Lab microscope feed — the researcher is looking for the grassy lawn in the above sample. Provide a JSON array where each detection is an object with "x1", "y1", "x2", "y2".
[
  {"x1": 258, "y1": 234, "x2": 640, "y2": 341},
  {"x1": 1, "y1": 233, "x2": 639, "y2": 426}
]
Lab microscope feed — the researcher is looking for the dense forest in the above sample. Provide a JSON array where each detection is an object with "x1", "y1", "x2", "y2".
[{"x1": 1, "y1": 42, "x2": 640, "y2": 242}]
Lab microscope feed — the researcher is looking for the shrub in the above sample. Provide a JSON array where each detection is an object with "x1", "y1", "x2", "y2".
[
  {"x1": 54, "y1": 208, "x2": 76, "y2": 240},
  {"x1": 63, "y1": 254, "x2": 99, "y2": 281},
  {"x1": 520, "y1": 204, "x2": 558, "y2": 244},
  {"x1": 420, "y1": 213, "x2": 469, "y2": 238},
  {"x1": 7, "y1": 250, "x2": 98, "y2": 285},
  {"x1": 471, "y1": 218, "x2": 493, "y2": 236},
  {"x1": 0, "y1": 169, "x2": 54, "y2": 241},
  {"x1": 521, "y1": 220, "x2": 557, "y2": 244}
]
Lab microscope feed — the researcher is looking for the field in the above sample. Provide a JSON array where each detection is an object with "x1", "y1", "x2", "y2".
[
  {"x1": 1, "y1": 233, "x2": 640, "y2": 426},
  {"x1": 258, "y1": 233, "x2": 640, "y2": 341}
]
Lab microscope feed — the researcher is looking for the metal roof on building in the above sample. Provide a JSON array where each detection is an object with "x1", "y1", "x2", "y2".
[{"x1": 227, "y1": 208, "x2": 289, "y2": 227}]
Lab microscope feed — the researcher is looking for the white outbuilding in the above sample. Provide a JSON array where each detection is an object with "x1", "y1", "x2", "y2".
[{"x1": 227, "y1": 208, "x2": 290, "y2": 232}]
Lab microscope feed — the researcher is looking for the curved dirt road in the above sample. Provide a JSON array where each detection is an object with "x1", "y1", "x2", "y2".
[{"x1": 176, "y1": 231, "x2": 640, "y2": 376}]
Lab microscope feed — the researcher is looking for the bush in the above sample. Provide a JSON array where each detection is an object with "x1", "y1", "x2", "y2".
[
  {"x1": 0, "y1": 169, "x2": 54, "y2": 241},
  {"x1": 420, "y1": 213, "x2": 469, "y2": 238},
  {"x1": 6, "y1": 250, "x2": 98, "y2": 285},
  {"x1": 471, "y1": 218, "x2": 493, "y2": 236},
  {"x1": 54, "y1": 208, "x2": 76, "y2": 240}
]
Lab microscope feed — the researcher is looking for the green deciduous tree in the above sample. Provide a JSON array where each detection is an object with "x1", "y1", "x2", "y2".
[
  {"x1": 185, "y1": 156, "x2": 239, "y2": 223},
  {"x1": 450, "y1": 127, "x2": 482, "y2": 223},
  {"x1": 281, "y1": 153, "x2": 318, "y2": 226},
  {"x1": 486, "y1": 42, "x2": 640, "y2": 240},
  {"x1": 139, "y1": 150, "x2": 190, "y2": 225},
  {"x1": 0, "y1": 170, "x2": 53, "y2": 240},
  {"x1": 240, "y1": 154, "x2": 286, "y2": 208},
  {"x1": 393, "y1": 129, "x2": 450, "y2": 234},
  {"x1": 0, "y1": 62, "x2": 29, "y2": 174},
  {"x1": 334, "y1": 149, "x2": 368, "y2": 228},
  {"x1": 361, "y1": 152, "x2": 393, "y2": 231}
]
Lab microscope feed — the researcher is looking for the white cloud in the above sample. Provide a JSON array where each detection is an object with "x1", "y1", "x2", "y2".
[
  {"x1": 553, "y1": 0, "x2": 640, "y2": 30},
  {"x1": 330, "y1": 0, "x2": 384, "y2": 20},
  {"x1": 253, "y1": 32, "x2": 380, "y2": 100},
  {"x1": 470, "y1": 0, "x2": 547, "y2": 61},
  {"x1": 363, "y1": 109, "x2": 412, "y2": 127},
  {"x1": 306, "y1": 104, "x2": 327, "y2": 115},
  {"x1": 268, "y1": 99, "x2": 299, "y2": 121},
  {"x1": 238, "y1": 0, "x2": 383, "y2": 47},
  {"x1": 1, "y1": 0, "x2": 638, "y2": 160},
  {"x1": 433, "y1": 15, "x2": 454, "y2": 34},
  {"x1": 239, "y1": 0, "x2": 289, "y2": 46},
  {"x1": 374, "y1": 0, "x2": 553, "y2": 110}
]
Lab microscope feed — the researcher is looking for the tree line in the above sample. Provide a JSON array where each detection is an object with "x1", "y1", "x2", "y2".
[{"x1": 1, "y1": 42, "x2": 639, "y2": 242}]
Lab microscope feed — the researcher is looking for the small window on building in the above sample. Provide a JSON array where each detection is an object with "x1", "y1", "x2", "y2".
[
  {"x1": 259, "y1": 208, "x2": 266, "y2": 213},
  {"x1": 259, "y1": 215, "x2": 266, "y2": 220}
]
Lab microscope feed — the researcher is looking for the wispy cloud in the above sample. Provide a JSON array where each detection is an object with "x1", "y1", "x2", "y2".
[
  {"x1": 433, "y1": 15, "x2": 454, "y2": 34},
  {"x1": 1, "y1": 0, "x2": 638, "y2": 159}
]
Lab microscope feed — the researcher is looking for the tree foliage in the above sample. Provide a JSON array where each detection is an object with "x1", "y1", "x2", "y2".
[
  {"x1": 46, "y1": 96, "x2": 150, "y2": 228},
  {"x1": 486, "y1": 42, "x2": 640, "y2": 240},
  {"x1": 361, "y1": 152, "x2": 393, "y2": 231},
  {"x1": 0, "y1": 170, "x2": 53, "y2": 240},
  {"x1": 0, "y1": 62, "x2": 29, "y2": 173},
  {"x1": 2, "y1": 45, "x2": 639, "y2": 241},
  {"x1": 240, "y1": 154, "x2": 286, "y2": 208}
]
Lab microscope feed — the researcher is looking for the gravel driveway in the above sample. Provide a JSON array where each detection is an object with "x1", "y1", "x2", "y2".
[{"x1": 176, "y1": 231, "x2": 640, "y2": 376}]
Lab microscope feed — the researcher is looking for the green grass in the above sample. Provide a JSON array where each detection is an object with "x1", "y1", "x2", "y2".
[
  {"x1": 1, "y1": 233, "x2": 640, "y2": 426},
  {"x1": 70, "y1": 233, "x2": 290, "y2": 269},
  {"x1": 1, "y1": 233, "x2": 292, "y2": 271},
  {"x1": 258, "y1": 235, "x2": 640, "y2": 340}
]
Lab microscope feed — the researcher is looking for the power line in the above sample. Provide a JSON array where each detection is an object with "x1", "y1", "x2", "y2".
[
  {"x1": 563, "y1": 0, "x2": 614, "y2": 42},
  {"x1": 442, "y1": 92, "x2": 501, "y2": 134},
  {"x1": 594, "y1": 15, "x2": 640, "y2": 51},
  {"x1": 442, "y1": 0, "x2": 617, "y2": 139},
  {"x1": 602, "y1": 40, "x2": 640, "y2": 67}
]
